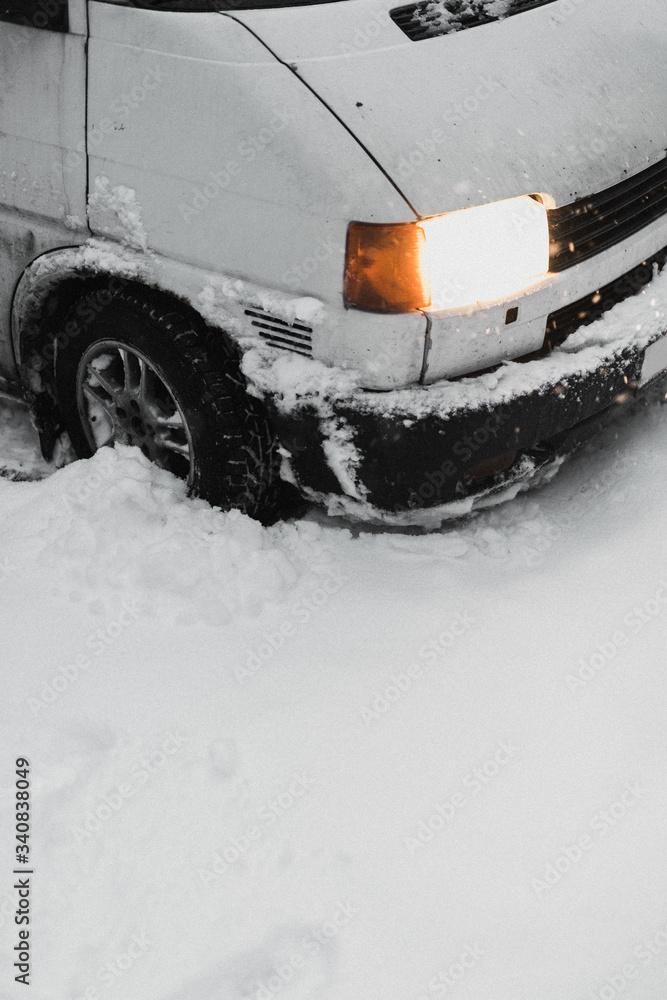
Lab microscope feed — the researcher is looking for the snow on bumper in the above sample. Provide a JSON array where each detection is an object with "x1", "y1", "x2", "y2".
[{"x1": 242, "y1": 267, "x2": 667, "y2": 525}]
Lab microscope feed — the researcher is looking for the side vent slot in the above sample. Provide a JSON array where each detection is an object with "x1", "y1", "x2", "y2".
[{"x1": 244, "y1": 309, "x2": 313, "y2": 357}]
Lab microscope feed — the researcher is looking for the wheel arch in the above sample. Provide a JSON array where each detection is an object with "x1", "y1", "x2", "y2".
[{"x1": 11, "y1": 251, "x2": 241, "y2": 459}]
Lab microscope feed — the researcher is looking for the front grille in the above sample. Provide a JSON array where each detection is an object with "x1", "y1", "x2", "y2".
[
  {"x1": 390, "y1": 0, "x2": 557, "y2": 41},
  {"x1": 543, "y1": 245, "x2": 667, "y2": 352},
  {"x1": 511, "y1": 246, "x2": 667, "y2": 366},
  {"x1": 244, "y1": 309, "x2": 313, "y2": 357},
  {"x1": 548, "y1": 155, "x2": 667, "y2": 272}
]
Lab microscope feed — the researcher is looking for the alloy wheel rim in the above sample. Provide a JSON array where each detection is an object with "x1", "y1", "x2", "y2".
[{"x1": 75, "y1": 340, "x2": 194, "y2": 481}]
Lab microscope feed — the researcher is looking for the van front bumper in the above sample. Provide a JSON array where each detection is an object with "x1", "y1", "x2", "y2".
[{"x1": 271, "y1": 331, "x2": 667, "y2": 523}]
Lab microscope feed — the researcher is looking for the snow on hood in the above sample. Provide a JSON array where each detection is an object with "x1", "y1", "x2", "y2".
[
  {"x1": 401, "y1": 0, "x2": 535, "y2": 37},
  {"x1": 230, "y1": 0, "x2": 667, "y2": 217}
]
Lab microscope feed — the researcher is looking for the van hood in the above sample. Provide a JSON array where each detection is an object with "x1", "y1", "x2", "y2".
[{"x1": 228, "y1": 0, "x2": 667, "y2": 218}]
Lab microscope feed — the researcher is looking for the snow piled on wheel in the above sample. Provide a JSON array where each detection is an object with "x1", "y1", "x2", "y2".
[{"x1": 0, "y1": 444, "x2": 348, "y2": 627}]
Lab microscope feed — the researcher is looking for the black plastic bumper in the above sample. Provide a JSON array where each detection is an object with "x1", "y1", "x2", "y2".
[{"x1": 271, "y1": 340, "x2": 660, "y2": 516}]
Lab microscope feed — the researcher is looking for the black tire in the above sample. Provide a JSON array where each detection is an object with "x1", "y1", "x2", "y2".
[{"x1": 54, "y1": 288, "x2": 282, "y2": 522}]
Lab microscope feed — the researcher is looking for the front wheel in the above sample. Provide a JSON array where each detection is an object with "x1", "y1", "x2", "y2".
[{"x1": 54, "y1": 289, "x2": 281, "y2": 521}]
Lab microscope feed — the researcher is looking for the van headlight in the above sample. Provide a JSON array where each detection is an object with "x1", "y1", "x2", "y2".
[{"x1": 344, "y1": 195, "x2": 550, "y2": 313}]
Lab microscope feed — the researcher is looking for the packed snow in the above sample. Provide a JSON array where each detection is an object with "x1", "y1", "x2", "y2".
[
  {"x1": 412, "y1": 0, "x2": 518, "y2": 35},
  {"x1": 88, "y1": 178, "x2": 149, "y2": 252},
  {"x1": 1, "y1": 375, "x2": 667, "y2": 1000}
]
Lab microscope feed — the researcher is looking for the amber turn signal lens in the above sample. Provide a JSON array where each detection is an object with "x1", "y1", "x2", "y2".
[{"x1": 344, "y1": 222, "x2": 430, "y2": 312}]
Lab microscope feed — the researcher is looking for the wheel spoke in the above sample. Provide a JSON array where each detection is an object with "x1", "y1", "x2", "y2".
[
  {"x1": 82, "y1": 382, "x2": 116, "y2": 415},
  {"x1": 82, "y1": 385, "x2": 116, "y2": 445},
  {"x1": 86, "y1": 362, "x2": 119, "y2": 401},
  {"x1": 119, "y1": 348, "x2": 136, "y2": 391},
  {"x1": 159, "y1": 436, "x2": 190, "y2": 457},
  {"x1": 138, "y1": 357, "x2": 155, "y2": 402},
  {"x1": 154, "y1": 413, "x2": 184, "y2": 428}
]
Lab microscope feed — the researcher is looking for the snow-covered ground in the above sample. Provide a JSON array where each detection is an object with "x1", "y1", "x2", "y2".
[{"x1": 1, "y1": 383, "x2": 667, "y2": 1000}]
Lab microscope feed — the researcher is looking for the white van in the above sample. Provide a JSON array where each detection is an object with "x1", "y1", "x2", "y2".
[{"x1": 1, "y1": 0, "x2": 666, "y2": 523}]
